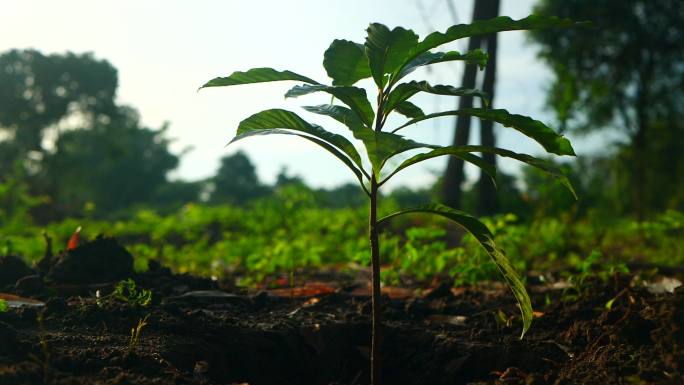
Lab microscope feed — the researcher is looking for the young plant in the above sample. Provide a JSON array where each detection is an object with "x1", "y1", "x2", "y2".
[
  {"x1": 202, "y1": 15, "x2": 579, "y2": 384},
  {"x1": 110, "y1": 278, "x2": 152, "y2": 307},
  {"x1": 28, "y1": 311, "x2": 51, "y2": 385},
  {"x1": 127, "y1": 314, "x2": 150, "y2": 355}
]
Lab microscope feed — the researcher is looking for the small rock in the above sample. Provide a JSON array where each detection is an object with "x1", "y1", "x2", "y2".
[
  {"x1": 424, "y1": 282, "x2": 454, "y2": 300},
  {"x1": 645, "y1": 277, "x2": 682, "y2": 294},
  {"x1": 427, "y1": 314, "x2": 468, "y2": 326}
]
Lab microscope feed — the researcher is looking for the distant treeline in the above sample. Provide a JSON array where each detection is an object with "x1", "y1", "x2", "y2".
[{"x1": 2, "y1": 0, "x2": 684, "y2": 224}]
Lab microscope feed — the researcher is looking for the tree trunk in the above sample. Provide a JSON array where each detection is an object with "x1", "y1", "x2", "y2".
[
  {"x1": 634, "y1": 94, "x2": 647, "y2": 222},
  {"x1": 476, "y1": 0, "x2": 500, "y2": 216},
  {"x1": 633, "y1": 59, "x2": 653, "y2": 221},
  {"x1": 442, "y1": 0, "x2": 489, "y2": 208}
]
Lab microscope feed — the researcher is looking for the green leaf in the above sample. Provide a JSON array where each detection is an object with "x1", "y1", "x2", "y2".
[
  {"x1": 364, "y1": 23, "x2": 418, "y2": 87},
  {"x1": 352, "y1": 130, "x2": 436, "y2": 177},
  {"x1": 234, "y1": 128, "x2": 366, "y2": 187},
  {"x1": 386, "y1": 81, "x2": 489, "y2": 116},
  {"x1": 460, "y1": 145, "x2": 577, "y2": 198},
  {"x1": 242, "y1": 107, "x2": 430, "y2": 178},
  {"x1": 233, "y1": 109, "x2": 365, "y2": 176},
  {"x1": 395, "y1": 49, "x2": 488, "y2": 82},
  {"x1": 302, "y1": 104, "x2": 368, "y2": 134},
  {"x1": 200, "y1": 67, "x2": 319, "y2": 89},
  {"x1": 380, "y1": 144, "x2": 576, "y2": 197},
  {"x1": 323, "y1": 40, "x2": 371, "y2": 86},
  {"x1": 409, "y1": 15, "x2": 578, "y2": 63},
  {"x1": 380, "y1": 146, "x2": 496, "y2": 186},
  {"x1": 393, "y1": 101, "x2": 425, "y2": 119},
  {"x1": 394, "y1": 108, "x2": 575, "y2": 156},
  {"x1": 302, "y1": 104, "x2": 428, "y2": 176},
  {"x1": 285, "y1": 84, "x2": 375, "y2": 128},
  {"x1": 379, "y1": 203, "x2": 533, "y2": 337}
]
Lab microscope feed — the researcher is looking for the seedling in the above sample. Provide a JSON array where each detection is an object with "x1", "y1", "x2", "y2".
[
  {"x1": 0, "y1": 299, "x2": 7, "y2": 312},
  {"x1": 28, "y1": 311, "x2": 51, "y2": 385},
  {"x1": 127, "y1": 314, "x2": 149, "y2": 355},
  {"x1": 202, "y1": 15, "x2": 579, "y2": 384},
  {"x1": 98, "y1": 279, "x2": 152, "y2": 308}
]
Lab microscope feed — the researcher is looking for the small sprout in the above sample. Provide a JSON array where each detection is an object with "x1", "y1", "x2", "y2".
[
  {"x1": 495, "y1": 309, "x2": 512, "y2": 328},
  {"x1": 0, "y1": 299, "x2": 8, "y2": 312},
  {"x1": 28, "y1": 312, "x2": 51, "y2": 384},
  {"x1": 605, "y1": 288, "x2": 628, "y2": 311},
  {"x1": 127, "y1": 314, "x2": 150, "y2": 355},
  {"x1": 101, "y1": 278, "x2": 152, "y2": 308}
]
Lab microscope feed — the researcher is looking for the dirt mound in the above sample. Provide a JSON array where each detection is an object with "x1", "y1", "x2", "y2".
[
  {"x1": 0, "y1": 255, "x2": 34, "y2": 290},
  {"x1": 46, "y1": 236, "x2": 134, "y2": 285}
]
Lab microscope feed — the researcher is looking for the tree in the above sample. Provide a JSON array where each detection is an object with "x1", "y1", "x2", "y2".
[
  {"x1": 0, "y1": 49, "x2": 118, "y2": 155},
  {"x1": 209, "y1": 151, "x2": 269, "y2": 205},
  {"x1": 0, "y1": 49, "x2": 188, "y2": 220},
  {"x1": 151, "y1": 180, "x2": 203, "y2": 212},
  {"x1": 38, "y1": 107, "x2": 179, "y2": 219},
  {"x1": 274, "y1": 166, "x2": 305, "y2": 188},
  {"x1": 0, "y1": 162, "x2": 45, "y2": 231},
  {"x1": 316, "y1": 183, "x2": 367, "y2": 208},
  {"x1": 475, "y1": 0, "x2": 500, "y2": 215},
  {"x1": 530, "y1": 0, "x2": 684, "y2": 217},
  {"x1": 442, "y1": 0, "x2": 501, "y2": 213}
]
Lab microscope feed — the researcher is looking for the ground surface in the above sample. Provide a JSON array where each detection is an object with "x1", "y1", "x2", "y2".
[{"x1": 0, "y1": 237, "x2": 682, "y2": 385}]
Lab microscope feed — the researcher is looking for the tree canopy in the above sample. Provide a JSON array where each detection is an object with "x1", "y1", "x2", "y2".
[
  {"x1": 38, "y1": 108, "x2": 180, "y2": 217},
  {"x1": 0, "y1": 49, "x2": 185, "y2": 220},
  {"x1": 530, "y1": 0, "x2": 684, "y2": 215},
  {"x1": 209, "y1": 151, "x2": 269, "y2": 205},
  {"x1": 0, "y1": 49, "x2": 119, "y2": 154}
]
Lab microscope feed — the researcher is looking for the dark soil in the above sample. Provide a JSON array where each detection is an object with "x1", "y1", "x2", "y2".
[{"x1": 0, "y1": 237, "x2": 682, "y2": 385}]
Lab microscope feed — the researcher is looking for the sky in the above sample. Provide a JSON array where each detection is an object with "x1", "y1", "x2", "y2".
[{"x1": 1, "y1": 0, "x2": 602, "y2": 190}]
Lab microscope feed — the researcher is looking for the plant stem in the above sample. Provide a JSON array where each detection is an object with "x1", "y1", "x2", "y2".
[
  {"x1": 369, "y1": 175, "x2": 381, "y2": 385},
  {"x1": 369, "y1": 87, "x2": 386, "y2": 385}
]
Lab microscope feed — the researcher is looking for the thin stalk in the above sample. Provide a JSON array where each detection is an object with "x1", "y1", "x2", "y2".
[
  {"x1": 369, "y1": 176, "x2": 381, "y2": 385},
  {"x1": 370, "y1": 87, "x2": 385, "y2": 385}
]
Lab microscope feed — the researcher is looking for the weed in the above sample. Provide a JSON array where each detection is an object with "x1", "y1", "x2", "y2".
[
  {"x1": 560, "y1": 250, "x2": 630, "y2": 302},
  {"x1": 127, "y1": 314, "x2": 150, "y2": 355}
]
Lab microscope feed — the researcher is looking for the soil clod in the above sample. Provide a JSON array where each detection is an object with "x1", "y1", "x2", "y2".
[{"x1": 45, "y1": 236, "x2": 134, "y2": 285}]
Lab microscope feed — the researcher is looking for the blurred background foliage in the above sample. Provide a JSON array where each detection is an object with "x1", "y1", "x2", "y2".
[{"x1": 1, "y1": 0, "x2": 683, "y2": 285}]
